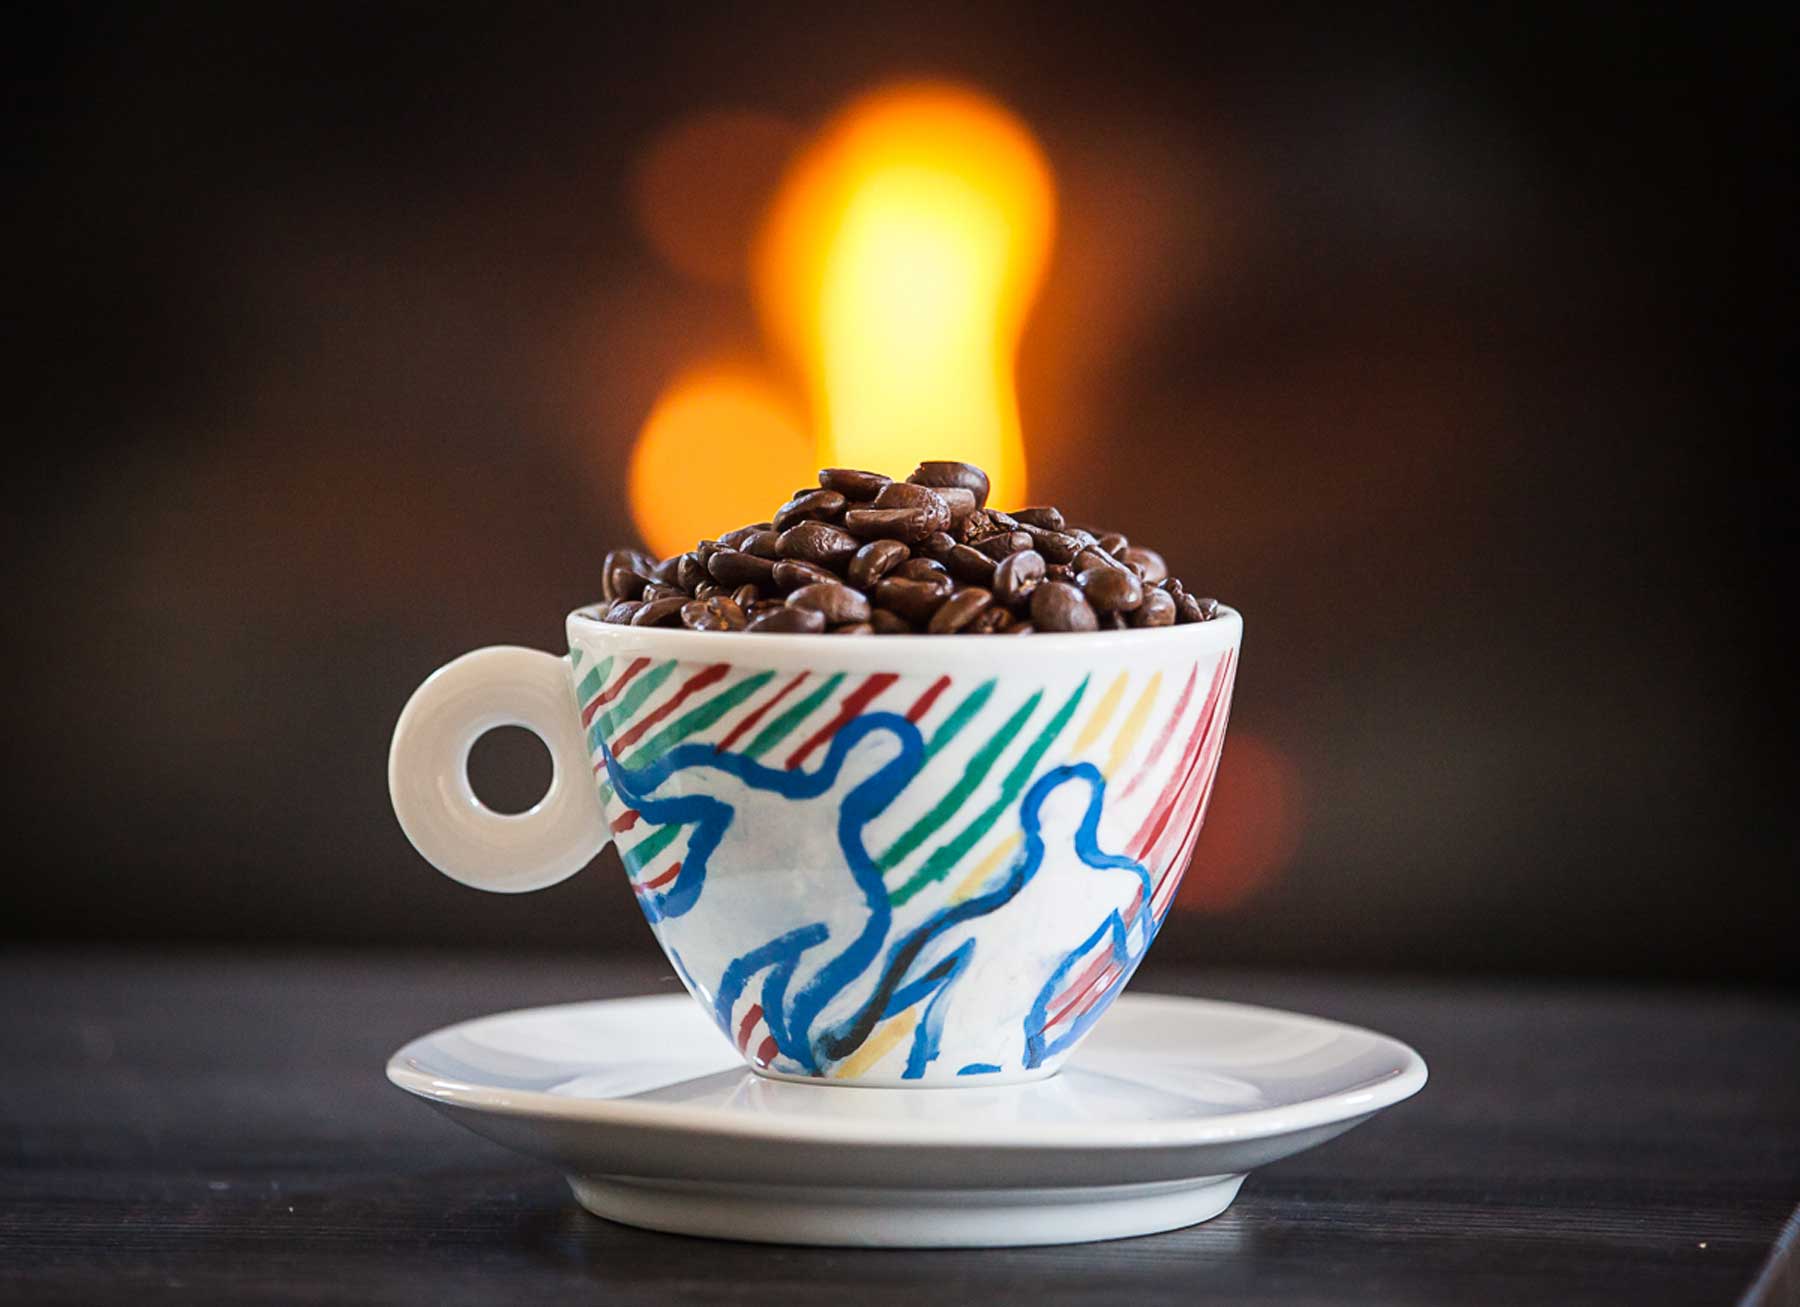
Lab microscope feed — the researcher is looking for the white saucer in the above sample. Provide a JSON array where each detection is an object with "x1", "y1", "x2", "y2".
[{"x1": 387, "y1": 992, "x2": 1426, "y2": 1247}]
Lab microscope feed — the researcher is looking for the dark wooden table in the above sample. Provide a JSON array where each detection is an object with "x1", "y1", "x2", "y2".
[{"x1": 2, "y1": 952, "x2": 1795, "y2": 1305}]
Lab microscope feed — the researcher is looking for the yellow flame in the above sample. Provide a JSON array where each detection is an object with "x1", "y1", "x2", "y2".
[
  {"x1": 626, "y1": 364, "x2": 812, "y2": 559},
  {"x1": 754, "y1": 84, "x2": 1054, "y2": 507}
]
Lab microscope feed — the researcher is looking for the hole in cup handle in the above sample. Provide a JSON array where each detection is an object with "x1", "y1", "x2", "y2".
[{"x1": 388, "y1": 646, "x2": 609, "y2": 893}]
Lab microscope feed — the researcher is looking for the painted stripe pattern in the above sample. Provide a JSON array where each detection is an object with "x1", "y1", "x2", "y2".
[{"x1": 570, "y1": 638, "x2": 1238, "y2": 1082}]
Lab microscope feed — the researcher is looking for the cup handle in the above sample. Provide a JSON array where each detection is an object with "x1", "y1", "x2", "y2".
[{"x1": 388, "y1": 646, "x2": 608, "y2": 893}]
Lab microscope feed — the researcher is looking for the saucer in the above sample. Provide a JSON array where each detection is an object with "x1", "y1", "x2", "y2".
[{"x1": 387, "y1": 992, "x2": 1426, "y2": 1247}]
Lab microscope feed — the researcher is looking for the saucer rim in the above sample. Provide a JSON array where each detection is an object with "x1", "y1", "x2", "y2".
[{"x1": 386, "y1": 991, "x2": 1428, "y2": 1150}]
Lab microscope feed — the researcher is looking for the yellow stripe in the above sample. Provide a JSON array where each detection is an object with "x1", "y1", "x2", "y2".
[
  {"x1": 1071, "y1": 672, "x2": 1130, "y2": 755},
  {"x1": 833, "y1": 1007, "x2": 920, "y2": 1080},
  {"x1": 1105, "y1": 671, "x2": 1163, "y2": 778},
  {"x1": 948, "y1": 830, "x2": 1025, "y2": 904}
]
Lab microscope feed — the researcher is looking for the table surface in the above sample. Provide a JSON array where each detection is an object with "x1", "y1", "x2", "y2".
[{"x1": 2, "y1": 952, "x2": 1795, "y2": 1307}]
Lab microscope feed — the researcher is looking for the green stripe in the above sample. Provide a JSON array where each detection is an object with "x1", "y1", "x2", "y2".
[
  {"x1": 588, "y1": 660, "x2": 678, "y2": 752},
  {"x1": 742, "y1": 673, "x2": 845, "y2": 760},
  {"x1": 622, "y1": 822, "x2": 683, "y2": 875},
  {"x1": 597, "y1": 670, "x2": 778, "y2": 804},
  {"x1": 923, "y1": 679, "x2": 997, "y2": 760},
  {"x1": 889, "y1": 677, "x2": 1091, "y2": 906},
  {"x1": 879, "y1": 689, "x2": 1042, "y2": 872},
  {"x1": 574, "y1": 655, "x2": 612, "y2": 706}
]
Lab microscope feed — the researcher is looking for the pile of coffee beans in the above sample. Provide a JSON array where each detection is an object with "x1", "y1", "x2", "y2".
[{"x1": 597, "y1": 461, "x2": 1222, "y2": 635}]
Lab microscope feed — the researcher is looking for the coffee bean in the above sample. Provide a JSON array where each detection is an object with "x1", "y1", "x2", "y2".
[
  {"x1": 967, "y1": 606, "x2": 1014, "y2": 634},
  {"x1": 745, "y1": 606, "x2": 828, "y2": 634},
  {"x1": 1011, "y1": 506, "x2": 1065, "y2": 531},
  {"x1": 1078, "y1": 564, "x2": 1144, "y2": 613},
  {"x1": 603, "y1": 599, "x2": 642, "y2": 624},
  {"x1": 651, "y1": 556, "x2": 684, "y2": 587},
  {"x1": 928, "y1": 587, "x2": 994, "y2": 634},
  {"x1": 872, "y1": 576, "x2": 952, "y2": 624},
  {"x1": 869, "y1": 609, "x2": 914, "y2": 634},
  {"x1": 641, "y1": 582, "x2": 686, "y2": 603},
  {"x1": 602, "y1": 548, "x2": 652, "y2": 602},
  {"x1": 993, "y1": 549, "x2": 1046, "y2": 608},
  {"x1": 731, "y1": 583, "x2": 762, "y2": 610},
  {"x1": 918, "y1": 531, "x2": 957, "y2": 559},
  {"x1": 632, "y1": 595, "x2": 689, "y2": 627},
  {"x1": 1173, "y1": 588, "x2": 1204, "y2": 622},
  {"x1": 776, "y1": 520, "x2": 861, "y2": 567},
  {"x1": 672, "y1": 554, "x2": 706, "y2": 592},
  {"x1": 707, "y1": 549, "x2": 776, "y2": 588},
  {"x1": 844, "y1": 506, "x2": 947, "y2": 543},
  {"x1": 717, "y1": 523, "x2": 767, "y2": 550},
  {"x1": 933, "y1": 486, "x2": 979, "y2": 522},
  {"x1": 1007, "y1": 621, "x2": 1036, "y2": 634},
  {"x1": 1018, "y1": 523, "x2": 1083, "y2": 565},
  {"x1": 895, "y1": 557, "x2": 949, "y2": 582},
  {"x1": 1045, "y1": 563, "x2": 1075, "y2": 584},
  {"x1": 908, "y1": 460, "x2": 990, "y2": 507},
  {"x1": 972, "y1": 530, "x2": 1032, "y2": 560},
  {"x1": 787, "y1": 581, "x2": 871, "y2": 625},
  {"x1": 772, "y1": 489, "x2": 848, "y2": 532},
  {"x1": 819, "y1": 468, "x2": 891, "y2": 501},
  {"x1": 1030, "y1": 581, "x2": 1098, "y2": 632},
  {"x1": 681, "y1": 596, "x2": 749, "y2": 631},
  {"x1": 873, "y1": 481, "x2": 948, "y2": 512},
  {"x1": 1119, "y1": 545, "x2": 1167, "y2": 582},
  {"x1": 1076, "y1": 546, "x2": 1129, "y2": 574},
  {"x1": 694, "y1": 581, "x2": 721, "y2": 600},
  {"x1": 1191, "y1": 595, "x2": 1222, "y2": 620},
  {"x1": 772, "y1": 559, "x2": 839, "y2": 591},
  {"x1": 943, "y1": 543, "x2": 998, "y2": 587},
  {"x1": 832, "y1": 622, "x2": 875, "y2": 635},
  {"x1": 847, "y1": 539, "x2": 910, "y2": 588},
  {"x1": 742, "y1": 530, "x2": 781, "y2": 559},
  {"x1": 1096, "y1": 531, "x2": 1129, "y2": 555},
  {"x1": 1130, "y1": 590, "x2": 1177, "y2": 627}
]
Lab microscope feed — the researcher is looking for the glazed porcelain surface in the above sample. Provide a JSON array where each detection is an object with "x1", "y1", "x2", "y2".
[
  {"x1": 390, "y1": 614, "x2": 1241, "y2": 1085},
  {"x1": 387, "y1": 991, "x2": 1426, "y2": 1247}
]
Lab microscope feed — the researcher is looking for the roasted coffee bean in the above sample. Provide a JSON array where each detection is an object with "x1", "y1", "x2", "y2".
[
  {"x1": 1065, "y1": 528, "x2": 1099, "y2": 552},
  {"x1": 1018, "y1": 523, "x2": 1083, "y2": 565},
  {"x1": 1191, "y1": 595, "x2": 1221, "y2": 620},
  {"x1": 918, "y1": 531, "x2": 957, "y2": 559},
  {"x1": 1119, "y1": 545, "x2": 1168, "y2": 583},
  {"x1": 632, "y1": 595, "x2": 689, "y2": 627},
  {"x1": 844, "y1": 506, "x2": 947, "y2": 543},
  {"x1": 772, "y1": 559, "x2": 839, "y2": 591},
  {"x1": 675, "y1": 552, "x2": 708, "y2": 592},
  {"x1": 603, "y1": 599, "x2": 642, "y2": 625},
  {"x1": 602, "y1": 548, "x2": 651, "y2": 602},
  {"x1": 1130, "y1": 589, "x2": 1177, "y2": 627},
  {"x1": 1078, "y1": 563, "x2": 1143, "y2": 614},
  {"x1": 640, "y1": 582, "x2": 685, "y2": 603},
  {"x1": 872, "y1": 576, "x2": 952, "y2": 624},
  {"x1": 745, "y1": 606, "x2": 827, "y2": 634},
  {"x1": 717, "y1": 523, "x2": 765, "y2": 550},
  {"x1": 1007, "y1": 622, "x2": 1036, "y2": 634},
  {"x1": 787, "y1": 581, "x2": 871, "y2": 625},
  {"x1": 943, "y1": 543, "x2": 998, "y2": 586},
  {"x1": 776, "y1": 520, "x2": 861, "y2": 567},
  {"x1": 1029, "y1": 580, "x2": 1098, "y2": 632},
  {"x1": 847, "y1": 539, "x2": 910, "y2": 588},
  {"x1": 832, "y1": 621, "x2": 875, "y2": 635},
  {"x1": 1173, "y1": 588, "x2": 1204, "y2": 622},
  {"x1": 772, "y1": 489, "x2": 848, "y2": 532},
  {"x1": 972, "y1": 530, "x2": 1032, "y2": 560},
  {"x1": 1076, "y1": 545, "x2": 1129, "y2": 574},
  {"x1": 870, "y1": 608, "x2": 914, "y2": 634},
  {"x1": 742, "y1": 530, "x2": 782, "y2": 559},
  {"x1": 731, "y1": 583, "x2": 762, "y2": 609},
  {"x1": 819, "y1": 467, "x2": 891, "y2": 501},
  {"x1": 751, "y1": 598, "x2": 788, "y2": 615},
  {"x1": 707, "y1": 549, "x2": 777, "y2": 588},
  {"x1": 992, "y1": 549, "x2": 1046, "y2": 607},
  {"x1": 1011, "y1": 506, "x2": 1065, "y2": 531},
  {"x1": 928, "y1": 587, "x2": 994, "y2": 634},
  {"x1": 967, "y1": 605, "x2": 1013, "y2": 634},
  {"x1": 651, "y1": 555, "x2": 683, "y2": 587},
  {"x1": 873, "y1": 480, "x2": 948, "y2": 512},
  {"x1": 933, "y1": 486, "x2": 979, "y2": 522},
  {"x1": 1096, "y1": 531, "x2": 1129, "y2": 554},
  {"x1": 908, "y1": 460, "x2": 990, "y2": 507},
  {"x1": 681, "y1": 596, "x2": 749, "y2": 631},
  {"x1": 694, "y1": 581, "x2": 721, "y2": 600},
  {"x1": 1045, "y1": 563, "x2": 1074, "y2": 584},
  {"x1": 895, "y1": 557, "x2": 949, "y2": 582}
]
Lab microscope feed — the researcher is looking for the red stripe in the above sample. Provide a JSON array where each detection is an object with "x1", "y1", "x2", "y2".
[
  {"x1": 905, "y1": 675, "x2": 953, "y2": 723},
  {"x1": 754, "y1": 1036, "x2": 779, "y2": 1067},
  {"x1": 736, "y1": 1003, "x2": 764, "y2": 1052},
  {"x1": 1047, "y1": 950, "x2": 1119, "y2": 1028},
  {"x1": 1117, "y1": 662, "x2": 1200, "y2": 801},
  {"x1": 1128, "y1": 653, "x2": 1232, "y2": 861},
  {"x1": 784, "y1": 673, "x2": 898, "y2": 769},
  {"x1": 1148, "y1": 656, "x2": 1235, "y2": 874},
  {"x1": 611, "y1": 663, "x2": 730, "y2": 753},
  {"x1": 716, "y1": 672, "x2": 809, "y2": 753},
  {"x1": 1152, "y1": 667, "x2": 1237, "y2": 919},
  {"x1": 610, "y1": 809, "x2": 640, "y2": 834},
  {"x1": 583, "y1": 657, "x2": 651, "y2": 725},
  {"x1": 631, "y1": 861, "x2": 682, "y2": 893}
]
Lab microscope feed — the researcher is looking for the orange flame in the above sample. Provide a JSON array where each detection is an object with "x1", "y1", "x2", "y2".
[{"x1": 626, "y1": 84, "x2": 1055, "y2": 554}]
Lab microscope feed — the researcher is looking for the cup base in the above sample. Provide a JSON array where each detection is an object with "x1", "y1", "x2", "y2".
[
  {"x1": 747, "y1": 1061, "x2": 1065, "y2": 1089},
  {"x1": 568, "y1": 1172, "x2": 1246, "y2": 1247}
]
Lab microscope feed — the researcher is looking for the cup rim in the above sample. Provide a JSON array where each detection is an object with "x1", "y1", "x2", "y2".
[{"x1": 566, "y1": 603, "x2": 1241, "y2": 671}]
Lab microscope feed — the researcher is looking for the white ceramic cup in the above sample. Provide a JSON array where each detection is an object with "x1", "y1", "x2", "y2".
[{"x1": 390, "y1": 607, "x2": 1241, "y2": 1086}]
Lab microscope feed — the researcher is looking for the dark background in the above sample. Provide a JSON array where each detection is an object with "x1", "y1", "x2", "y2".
[{"x1": 5, "y1": 2, "x2": 1790, "y2": 982}]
